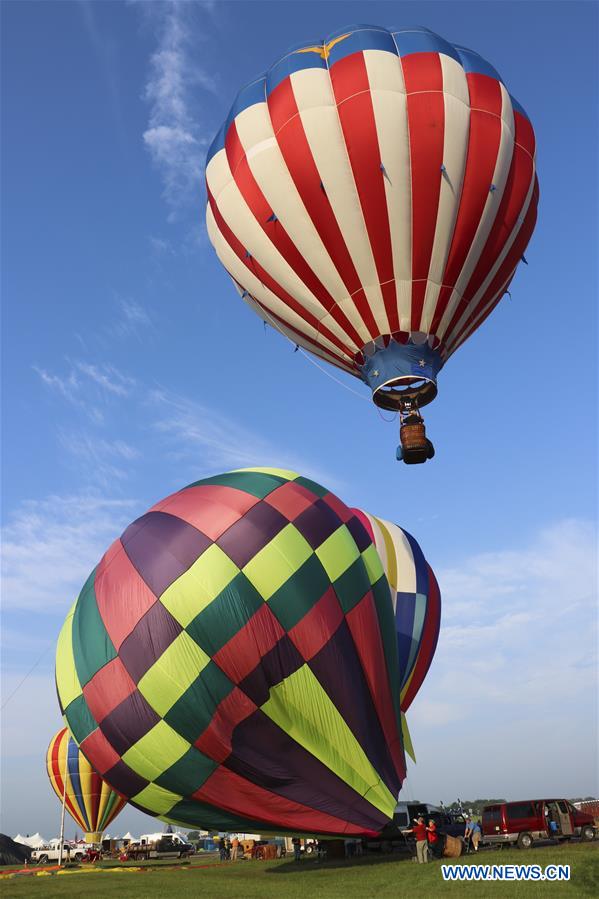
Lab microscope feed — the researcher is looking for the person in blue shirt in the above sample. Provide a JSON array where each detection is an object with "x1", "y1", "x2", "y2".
[{"x1": 464, "y1": 817, "x2": 482, "y2": 852}]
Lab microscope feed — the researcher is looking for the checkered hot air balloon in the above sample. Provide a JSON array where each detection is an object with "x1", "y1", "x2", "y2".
[
  {"x1": 54, "y1": 468, "x2": 438, "y2": 836},
  {"x1": 205, "y1": 25, "x2": 538, "y2": 460},
  {"x1": 46, "y1": 727, "x2": 127, "y2": 842},
  {"x1": 353, "y1": 510, "x2": 441, "y2": 761}
]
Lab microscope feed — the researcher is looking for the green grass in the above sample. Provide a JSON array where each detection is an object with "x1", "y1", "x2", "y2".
[{"x1": 1, "y1": 843, "x2": 597, "y2": 898}]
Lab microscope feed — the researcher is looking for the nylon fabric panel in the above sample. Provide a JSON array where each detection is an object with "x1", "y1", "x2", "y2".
[
  {"x1": 403, "y1": 53, "x2": 445, "y2": 331},
  {"x1": 208, "y1": 150, "x2": 332, "y2": 327},
  {"x1": 330, "y1": 52, "x2": 397, "y2": 333},
  {"x1": 420, "y1": 56, "x2": 471, "y2": 332},
  {"x1": 447, "y1": 179, "x2": 538, "y2": 354},
  {"x1": 206, "y1": 198, "x2": 354, "y2": 365},
  {"x1": 402, "y1": 564, "x2": 441, "y2": 710},
  {"x1": 267, "y1": 73, "x2": 378, "y2": 341},
  {"x1": 232, "y1": 106, "x2": 365, "y2": 350},
  {"x1": 293, "y1": 73, "x2": 388, "y2": 335},
  {"x1": 363, "y1": 49, "x2": 412, "y2": 330},
  {"x1": 56, "y1": 603, "x2": 81, "y2": 710},
  {"x1": 262, "y1": 664, "x2": 396, "y2": 817},
  {"x1": 437, "y1": 117, "x2": 515, "y2": 340}
]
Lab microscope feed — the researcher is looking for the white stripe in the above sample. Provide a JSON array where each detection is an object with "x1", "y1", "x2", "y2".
[
  {"x1": 444, "y1": 167, "x2": 536, "y2": 352},
  {"x1": 234, "y1": 102, "x2": 368, "y2": 350},
  {"x1": 420, "y1": 55, "x2": 471, "y2": 332},
  {"x1": 364, "y1": 50, "x2": 412, "y2": 331},
  {"x1": 436, "y1": 85, "x2": 516, "y2": 342},
  {"x1": 207, "y1": 147, "x2": 335, "y2": 326},
  {"x1": 293, "y1": 68, "x2": 391, "y2": 336},
  {"x1": 206, "y1": 204, "x2": 353, "y2": 367}
]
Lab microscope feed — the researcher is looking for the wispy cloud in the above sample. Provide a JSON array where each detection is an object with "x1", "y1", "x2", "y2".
[
  {"x1": 149, "y1": 387, "x2": 344, "y2": 491},
  {"x1": 1, "y1": 493, "x2": 139, "y2": 613},
  {"x1": 58, "y1": 430, "x2": 141, "y2": 487},
  {"x1": 75, "y1": 361, "x2": 135, "y2": 396},
  {"x1": 34, "y1": 360, "x2": 135, "y2": 418},
  {"x1": 142, "y1": 1, "x2": 218, "y2": 219},
  {"x1": 107, "y1": 297, "x2": 154, "y2": 341}
]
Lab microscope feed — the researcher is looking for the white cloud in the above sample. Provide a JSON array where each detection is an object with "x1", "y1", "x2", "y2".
[
  {"x1": 74, "y1": 362, "x2": 135, "y2": 396},
  {"x1": 149, "y1": 387, "x2": 343, "y2": 491},
  {"x1": 142, "y1": 2, "x2": 217, "y2": 218},
  {"x1": 58, "y1": 431, "x2": 141, "y2": 487},
  {"x1": 405, "y1": 518, "x2": 598, "y2": 799},
  {"x1": 109, "y1": 297, "x2": 154, "y2": 341},
  {"x1": 1, "y1": 493, "x2": 139, "y2": 612}
]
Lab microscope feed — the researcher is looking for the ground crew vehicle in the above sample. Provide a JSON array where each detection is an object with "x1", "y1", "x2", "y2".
[
  {"x1": 126, "y1": 834, "x2": 194, "y2": 861},
  {"x1": 482, "y1": 799, "x2": 596, "y2": 848},
  {"x1": 31, "y1": 840, "x2": 83, "y2": 864}
]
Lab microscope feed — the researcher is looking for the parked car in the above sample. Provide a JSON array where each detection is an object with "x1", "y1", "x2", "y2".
[
  {"x1": 31, "y1": 841, "x2": 83, "y2": 864},
  {"x1": 482, "y1": 799, "x2": 596, "y2": 849},
  {"x1": 126, "y1": 835, "x2": 194, "y2": 860}
]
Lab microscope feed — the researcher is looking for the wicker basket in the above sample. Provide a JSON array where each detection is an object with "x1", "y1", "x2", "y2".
[{"x1": 443, "y1": 835, "x2": 463, "y2": 858}]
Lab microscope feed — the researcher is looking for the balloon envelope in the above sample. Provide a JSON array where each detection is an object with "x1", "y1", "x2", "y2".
[
  {"x1": 56, "y1": 468, "x2": 408, "y2": 836},
  {"x1": 353, "y1": 510, "x2": 441, "y2": 713},
  {"x1": 47, "y1": 727, "x2": 127, "y2": 840},
  {"x1": 206, "y1": 24, "x2": 538, "y2": 409}
]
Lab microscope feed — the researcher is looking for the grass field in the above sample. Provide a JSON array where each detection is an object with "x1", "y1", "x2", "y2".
[{"x1": 2, "y1": 843, "x2": 598, "y2": 898}]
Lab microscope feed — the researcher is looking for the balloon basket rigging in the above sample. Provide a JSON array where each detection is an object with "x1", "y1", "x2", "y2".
[{"x1": 396, "y1": 399, "x2": 435, "y2": 465}]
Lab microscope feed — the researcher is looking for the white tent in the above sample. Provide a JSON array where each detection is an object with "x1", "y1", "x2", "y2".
[
  {"x1": 13, "y1": 834, "x2": 47, "y2": 849},
  {"x1": 122, "y1": 832, "x2": 135, "y2": 841}
]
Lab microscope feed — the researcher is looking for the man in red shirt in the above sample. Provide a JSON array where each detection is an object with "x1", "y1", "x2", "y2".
[{"x1": 405, "y1": 816, "x2": 428, "y2": 863}]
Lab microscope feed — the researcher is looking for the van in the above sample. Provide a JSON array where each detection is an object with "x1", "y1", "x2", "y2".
[{"x1": 482, "y1": 799, "x2": 596, "y2": 849}]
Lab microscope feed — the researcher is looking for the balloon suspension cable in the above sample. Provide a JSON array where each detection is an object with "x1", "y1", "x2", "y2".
[{"x1": 256, "y1": 298, "x2": 369, "y2": 402}]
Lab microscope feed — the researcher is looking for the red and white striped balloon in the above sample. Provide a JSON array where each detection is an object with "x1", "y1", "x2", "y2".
[{"x1": 206, "y1": 25, "x2": 538, "y2": 399}]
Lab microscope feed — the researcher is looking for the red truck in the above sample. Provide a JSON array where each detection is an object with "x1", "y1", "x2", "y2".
[{"x1": 482, "y1": 799, "x2": 596, "y2": 849}]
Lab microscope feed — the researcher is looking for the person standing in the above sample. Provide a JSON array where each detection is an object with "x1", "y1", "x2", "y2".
[
  {"x1": 406, "y1": 816, "x2": 428, "y2": 863},
  {"x1": 230, "y1": 836, "x2": 239, "y2": 861},
  {"x1": 426, "y1": 819, "x2": 441, "y2": 860},
  {"x1": 292, "y1": 837, "x2": 301, "y2": 861}
]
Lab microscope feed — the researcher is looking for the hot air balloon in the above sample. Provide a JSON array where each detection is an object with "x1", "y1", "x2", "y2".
[
  {"x1": 353, "y1": 510, "x2": 441, "y2": 760},
  {"x1": 205, "y1": 24, "x2": 538, "y2": 463},
  {"x1": 46, "y1": 727, "x2": 127, "y2": 842},
  {"x1": 54, "y1": 467, "x2": 436, "y2": 836}
]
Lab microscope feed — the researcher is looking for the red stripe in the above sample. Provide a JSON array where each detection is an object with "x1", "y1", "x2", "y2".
[
  {"x1": 346, "y1": 592, "x2": 406, "y2": 780},
  {"x1": 195, "y1": 766, "x2": 371, "y2": 835},
  {"x1": 431, "y1": 75, "x2": 504, "y2": 334},
  {"x1": 402, "y1": 566, "x2": 441, "y2": 711},
  {"x1": 249, "y1": 291, "x2": 356, "y2": 373},
  {"x1": 194, "y1": 688, "x2": 257, "y2": 764},
  {"x1": 447, "y1": 180, "x2": 538, "y2": 354},
  {"x1": 288, "y1": 586, "x2": 344, "y2": 661},
  {"x1": 95, "y1": 539, "x2": 158, "y2": 652},
  {"x1": 51, "y1": 731, "x2": 87, "y2": 831},
  {"x1": 456, "y1": 110, "x2": 535, "y2": 308},
  {"x1": 402, "y1": 53, "x2": 445, "y2": 331},
  {"x1": 329, "y1": 53, "x2": 399, "y2": 332},
  {"x1": 208, "y1": 189, "x2": 351, "y2": 358},
  {"x1": 268, "y1": 77, "x2": 379, "y2": 339},
  {"x1": 213, "y1": 605, "x2": 286, "y2": 684},
  {"x1": 225, "y1": 122, "x2": 365, "y2": 349},
  {"x1": 89, "y1": 768, "x2": 102, "y2": 835}
]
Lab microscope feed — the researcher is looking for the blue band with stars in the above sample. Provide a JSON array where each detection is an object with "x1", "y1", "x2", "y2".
[{"x1": 358, "y1": 340, "x2": 444, "y2": 398}]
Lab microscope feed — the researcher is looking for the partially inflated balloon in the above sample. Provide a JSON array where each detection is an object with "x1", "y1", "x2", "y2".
[
  {"x1": 354, "y1": 511, "x2": 441, "y2": 714},
  {"x1": 56, "y1": 469, "x2": 408, "y2": 836},
  {"x1": 47, "y1": 727, "x2": 127, "y2": 841}
]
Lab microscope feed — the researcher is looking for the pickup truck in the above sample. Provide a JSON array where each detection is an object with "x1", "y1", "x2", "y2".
[
  {"x1": 125, "y1": 836, "x2": 194, "y2": 861},
  {"x1": 31, "y1": 842, "x2": 83, "y2": 864}
]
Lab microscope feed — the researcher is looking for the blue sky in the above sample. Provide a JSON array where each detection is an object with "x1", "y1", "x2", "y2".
[{"x1": 1, "y1": 1, "x2": 597, "y2": 838}]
